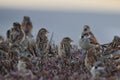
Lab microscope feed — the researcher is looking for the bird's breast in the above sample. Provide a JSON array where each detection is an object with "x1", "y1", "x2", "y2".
[{"x1": 79, "y1": 38, "x2": 93, "y2": 50}]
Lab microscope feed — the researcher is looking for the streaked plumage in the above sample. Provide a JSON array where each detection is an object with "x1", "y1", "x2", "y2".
[
  {"x1": 108, "y1": 36, "x2": 120, "y2": 49},
  {"x1": 58, "y1": 37, "x2": 73, "y2": 57},
  {"x1": 84, "y1": 47, "x2": 97, "y2": 70},
  {"x1": 103, "y1": 36, "x2": 120, "y2": 55},
  {"x1": 6, "y1": 22, "x2": 25, "y2": 44},
  {"x1": 79, "y1": 25, "x2": 99, "y2": 70},
  {"x1": 21, "y1": 16, "x2": 33, "y2": 37},
  {"x1": 81, "y1": 25, "x2": 99, "y2": 45},
  {"x1": 36, "y1": 28, "x2": 49, "y2": 52}
]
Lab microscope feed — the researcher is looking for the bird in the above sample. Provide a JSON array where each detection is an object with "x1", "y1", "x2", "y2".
[
  {"x1": 81, "y1": 25, "x2": 99, "y2": 46},
  {"x1": 21, "y1": 16, "x2": 33, "y2": 37},
  {"x1": 79, "y1": 25, "x2": 99, "y2": 70},
  {"x1": 21, "y1": 18, "x2": 36, "y2": 57},
  {"x1": 6, "y1": 22, "x2": 25, "y2": 44},
  {"x1": 90, "y1": 61, "x2": 108, "y2": 80},
  {"x1": 58, "y1": 37, "x2": 73, "y2": 58},
  {"x1": 36, "y1": 28, "x2": 49, "y2": 52},
  {"x1": 108, "y1": 36, "x2": 120, "y2": 49},
  {"x1": 103, "y1": 36, "x2": 120, "y2": 56}
]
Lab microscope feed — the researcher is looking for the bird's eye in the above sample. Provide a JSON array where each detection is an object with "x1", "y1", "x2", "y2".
[
  {"x1": 84, "y1": 28, "x2": 87, "y2": 31},
  {"x1": 95, "y1": 66, "x2": 97, "y2": 69},
  {"x1": 81, "y1": 36, "x2": 84, "y2": 38}
]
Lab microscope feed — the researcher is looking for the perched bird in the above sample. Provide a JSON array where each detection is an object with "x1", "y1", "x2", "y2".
[
  {"x1": 21, "y1": 16, "x2": 33, "y2": 37},
  {"x1": 21, "y1": 16, "x2": 36, "y2": 56},
  {"x1": 58, "y1": 37, "x2": 73, "y2": 58},
  {"x1": 36, "y1": 28, "x2": 49, "y2": 52},
  {"x1": 103, "y1": 36, "x2": 120, "y2": 57},
  {"x1": 79, "y1": 25, "x2": 99, "y2": 70},
  {"x1": 81, "y1": 25, "x2": 99, "y2": 45},
  {"x1": 79, "y1": 25, "x2": 99, "y2": 52},
  {"x1": 6, "y1": 22, "x2": 25, "y2": 44},
  {"x1": 90, "y1": 61, "x2": 108, "y2": 80},
  {"x1": 108, "y1": 36, "x2": 120, "y2": 49}
]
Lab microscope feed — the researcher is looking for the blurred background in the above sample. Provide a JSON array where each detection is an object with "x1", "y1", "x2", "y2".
[{"x1": 0, "y1": 0, "x2": 120, "y2": 44}]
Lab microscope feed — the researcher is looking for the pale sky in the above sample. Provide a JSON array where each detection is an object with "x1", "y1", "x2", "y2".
[
  {"x1": 0, "y1": 0, "x2": 120, "y2": 13},
  {"x1": 0, "y1": 0, "x2": 120, "y2": 44}
]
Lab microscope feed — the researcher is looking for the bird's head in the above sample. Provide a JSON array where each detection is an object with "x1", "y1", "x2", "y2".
[
  {"x1": 13, "y1": 22, "x2": 21, "y2": 31},
  {"x1": 83, "y1": 25, "x2": 90, "y2": 32},
  {"x1": 112, "y1": 35, "x2": 120, "y2": 42},
  {"x1": 38, "y1": 28, "x2": 49, "y2": 36},
  {"x1": 62, "y1": 37, "x2": 73, "y2": 43},
  {"x1": 23, "y1": 16, "x2": 31, "y2": 22},
  {"x1": 90, "y1": 60, "x2": 108, "y2": 79}
]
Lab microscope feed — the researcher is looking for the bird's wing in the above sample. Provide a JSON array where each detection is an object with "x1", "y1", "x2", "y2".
[{"x1": 88, "y1": 32, "x2": 99, "y2": 45}]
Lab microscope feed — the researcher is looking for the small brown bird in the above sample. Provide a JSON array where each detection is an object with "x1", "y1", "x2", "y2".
[
  {"x1": 79, "y1": 25, "x2": 99, "y2": 52},
  {"x1": 108, "y1": 36, "x2": 120, "y2": 49},
  {"x1": 21, "y1": 17, "x2": 36, "y2": 56},
  {"x1": 36, "y1": 28, "x2": 49, "y2": 52},
  {"x1": 21, "y1": 16, "x2": 33, "y2": 37},
  {"x1": 6, "y1": 22, "x2": 25, "y2": 44},
  {"x1": 79, "y1": 25, "x2": 99, "y2": 70},
  {"x1": 104, "y1": 36, "x2": 120, "y2": 55},
  {"x1": 81, "y1": 25, "x2": 99, "y2": 45},
  {"x1": 58, "y1": 37, "x2": 73, "y2": 58}
]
